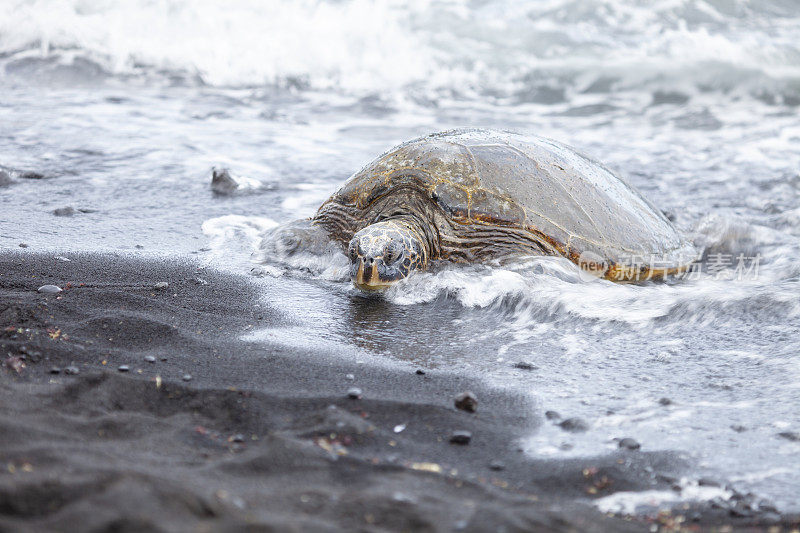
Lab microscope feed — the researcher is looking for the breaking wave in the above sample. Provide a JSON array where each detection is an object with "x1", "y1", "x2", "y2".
[{"x1": 2, "y1": 0, "x2": 799, "y2": 103}]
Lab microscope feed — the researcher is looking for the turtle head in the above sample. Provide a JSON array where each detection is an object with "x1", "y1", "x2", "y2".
[{"x1": 348, "y1": 219, "x2": 427, "y2": 291}]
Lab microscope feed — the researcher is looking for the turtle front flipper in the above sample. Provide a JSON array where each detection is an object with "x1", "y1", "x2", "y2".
[{"x1": 257, "y1": 218, "x2": 340, "y2": 264}]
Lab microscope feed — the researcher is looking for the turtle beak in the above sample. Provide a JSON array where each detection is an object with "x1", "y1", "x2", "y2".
[{"x1": 352, "y1": 256, "x2": 393, "y2": 291}]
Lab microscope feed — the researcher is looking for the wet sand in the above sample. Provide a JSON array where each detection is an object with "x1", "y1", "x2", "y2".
[{"x1": 0, "y1": 251, "x2": 796, "y2": 532}]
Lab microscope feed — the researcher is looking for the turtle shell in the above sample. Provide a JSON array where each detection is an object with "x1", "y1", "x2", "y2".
[{"x1": 319, "y1": 129, "x2": 697, "y2": 280}]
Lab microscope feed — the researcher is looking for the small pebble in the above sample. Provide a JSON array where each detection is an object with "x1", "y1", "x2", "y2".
[
  {"x1": 19, "y1": 243, "x2": 28, "y2": 248},
  {"x1": 160, "y1": 356, "x2": 168, "y2": 362},
  {"x1": 37, "y1": 284, "x2": 62, "y2": 294},
  {"x1": 558, "y1": 417, "x2": 589, "y2": 432},
  {"x1": 449, "y1": 430, "x2": 472, "y2": 445},
  {"x1": 49, "y1": 367, "x2": 61, "y2": 374},
  {"x1": 347, "y1": 387, "x2": 362, "y2": 399},
  {"x1": 153, "y1": 282, "x2": 169, "y2": 290},
  {"x1": 231, "y1": 434, "x2": 245, "y2": 443},
  {"x1": 698, "y1": 477, "x2": 720, "y2": 487},
  {"x1": 489, "y1": 460, "x2": 505, "y2": 471},
  {"x1": 730, "y1": 424, "x2": 747, "y2": 433},
  {"x1": 345, "y1": 373, "x2": 355, "y2": 381},
  {"x1": 729, "y1": 502, "x2": 754, "y2": 518},
  {"x1": 194, "y1": 277, "x2": 208, "y2": 285},
  {"x1": 118, "y1": 365, "x2": 130, "y2": 372},
  {"x1": 618, "y1": 437, "x2": 641, "y2": 450},
  {"x1": 20, "y1": 171, "x2": 44, "y2": 180},
  {"x1": 777, "y1": 431, "x2": 800, "y2": 442},
  {"x1": 658, "y1": 397, "x2": 673, "y2": 406},
  {"x1": 513, "y1": 361, "x2": 537, "y2": 370},
  {"x1": 415, "y1": 369, "x2": 425, "y2": 375},
  {"x1": 64, "y1": 366, "x2": 79, "y2": 375},
  {"x1": 142, "y1": 356, "x2": 155, "y2": 364},
  {"x1": 545, "y1": 410, "x2": 561, "y2": 421},
  {"x1": 182, "y1": 374, "x2": 192, "y2": 382},
  {"x1": 454, "y1": 391, "x2": 478, "y2": 413},
  {"x1": 52, "y1": 206, "x2": 76, "y2": 217}
]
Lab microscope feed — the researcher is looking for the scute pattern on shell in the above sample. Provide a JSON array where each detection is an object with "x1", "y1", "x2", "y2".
[{"x1": 319, "y1": 129, "x2": 697, "y2": 279}]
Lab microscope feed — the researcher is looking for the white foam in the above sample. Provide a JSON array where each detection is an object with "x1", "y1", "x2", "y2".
[
  {"x1": 201, "y1": 215, "x2": 278, "y2": 265},
  {"x1": 595, "y1": 484, "x2": 731, "y2": 515},
  {"x1": 0, "y1": 0, "x2": 431, "y2": 91}
]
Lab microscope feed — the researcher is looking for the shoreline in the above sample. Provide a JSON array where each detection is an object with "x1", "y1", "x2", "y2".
[{"x1": 1, "y1": 250, "x2": 796, "y2": 531}]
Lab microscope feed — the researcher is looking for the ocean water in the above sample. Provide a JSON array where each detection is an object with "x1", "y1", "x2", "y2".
[{"x1": 1, "y1": 0, "x2": 800, "y2": 513}]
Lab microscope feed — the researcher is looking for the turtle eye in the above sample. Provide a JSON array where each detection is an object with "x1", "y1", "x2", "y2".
[{"x1": 383, "y1": 242, "x2": 403, "y2": 264}]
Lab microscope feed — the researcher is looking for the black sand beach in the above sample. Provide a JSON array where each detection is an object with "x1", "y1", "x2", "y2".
[{"x1": 0, "y1": 251, "x2": 796, "y2": 532}]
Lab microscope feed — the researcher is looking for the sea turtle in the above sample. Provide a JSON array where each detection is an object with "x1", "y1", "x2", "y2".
[{"x1": 261, "y1": 129, "x2": 697, "y2": 290}]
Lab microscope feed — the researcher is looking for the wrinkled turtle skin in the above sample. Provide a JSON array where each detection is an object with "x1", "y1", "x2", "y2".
[{"x1": 314, "y1": 129, "x2": 697, "y2": 283}]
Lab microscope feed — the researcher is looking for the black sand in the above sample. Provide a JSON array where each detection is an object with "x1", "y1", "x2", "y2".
[{"x1": 0, "y1": 251, "x2": 796, "y2": 532}]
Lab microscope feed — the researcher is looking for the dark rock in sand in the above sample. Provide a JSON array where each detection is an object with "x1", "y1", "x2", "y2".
[
  {"x1": 211, "y1": 167, "x2": 238, "y2": 194},
  {"x1": 618, "y1": 437, "x2": 641, "y2": 450},
  {"x1": 450, "y1": 430, "x2": 472, "y2": 445},
  {"x1": 489, "y1": 460, "x2": 505, "y2": 471},
  {"x1": 545, "y1": 410, "x2": 561, "y2": 421},
  {"x1": 731, "y1": 424, "x2": 747, "y2": 432},
  {"x1": 19, "y1": 171, "x2": 44, "y2": 179},
  {"x1": 777, "y1": 431, "x2": 800, "y2": 442},
  {"x1": 153, "y1": 282, "x2": 169, "y2": 290},
  {"x1": 52, "y1": 206, "x2": 76, "y2": 217},
  {"x1": 512, "y1": 361, "x2": 537, "y2": 370},
  {"x1": 730, "y1": 501, "x2": 755, "y2": 518},
  {"x1": 37, "y1": 284, "x2": 62, "y2": 294},
  {"x1": 658, "y1": 397, "x2": 673, "y2": 406},
  {"x1": 19, "y1": 243, "x2": 28, "y2": 248},
  {"x1": 64, "y1": 366, "x2": 79, "y2": 375},
  {"x1": 415, "y1": 369, "x2": 425, "y2": 375},
  {"x1": 558, "y1": 417, "x2": 589, "y2": 433},
  {"x1": 49, "y1": 367, "x2": 61, "y2": 374},
  {"x1": 698, "y1": 477, "x2": 720, "y2": 487},
  {"x1": 118, "y1": 365, "x2": 130, "y2": 372},
  {"x1": 454, "y1": 391, "x2": 478, "y2": 413},
  {"x1": 346, "y1": 387, "x2": 362, "y2": 399},
  {"x1": 144, "y1": 356, "x2": 156, "y2": 363}
]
